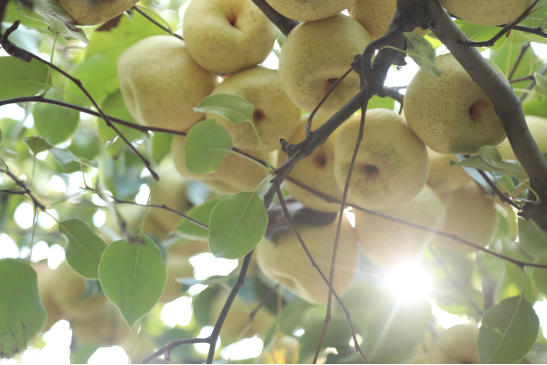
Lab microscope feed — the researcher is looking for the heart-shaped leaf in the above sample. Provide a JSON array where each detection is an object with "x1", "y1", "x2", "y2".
[
  {"x1": 404, "y1": 32, "x2": 442, "y2": 78},
  {"x1": 478, "y1": 296, "x2": 539, "y2": 364},
  {"x1": 0, "y1": 259, "x2": 46, "y2": 357},
  {"x1": 99, "y1": 237, "x2": 167, "y2": 327},
  {"x1": 59, "y1": 219, "x2": 108, "y2": 280},
  {"x1": 184, "y1": 119, "x2": 233, "y2": 174},
  {"x1": 0, "y1": 57, "x2": 48, "y2": 100},
  {"x1": 209, "y1": 191, "x2": 268, "y2": 259},
  {"x1": 22, "y1": 135, "x2": 53, "y2": 154}
]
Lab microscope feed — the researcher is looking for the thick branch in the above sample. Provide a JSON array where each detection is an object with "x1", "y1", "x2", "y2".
[{"x1": 251, "y1": 0, "x2": 298, "y2": 36}]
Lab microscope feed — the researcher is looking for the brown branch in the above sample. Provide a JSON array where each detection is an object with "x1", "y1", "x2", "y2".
[
  {"x1": 0, "y1": 168, "x2": 45, "y2": 211},
  {"x1": 141, "y1": 338, "x2": 208, "y2": 363},
  {"x1": 510, "y1": 75, "x2": 534, "y2": 84},
  {"x1": 251, "y1": 0, "x2": 298, "y2": 36},
  {"x1": 132, "y1": 6, "x2": 184, "y2": 40},
  {"x1": 499, "y1": 24, "x2": 547, "y2": 40},
  {"x1": 509, "y1": 43, "x2": 530, "y2": 80}
]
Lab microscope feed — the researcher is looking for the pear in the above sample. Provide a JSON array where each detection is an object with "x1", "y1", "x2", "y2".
[
  {"x1": 278, "y1": 115, "x2": 344, "y2": 212},
  {"x1": 426, "y1": 324, "x2": 480, "y2": 364},
  {"x1": 433, "y1": 181, "x2": 499, "y2": 253},
  {"x1": 279, "y1": 14, "x2": 373, "y2": 116},
  {"x1": 57, "y1": 0, "x2": 138, "y2": 26},
  {"x1": 256, "y1": 213, "x2": 359, "y2": 304},
  {"x1": 439, "y1": 0, "x2": 535, "y2": 26},
  {"x1": 210, "y1": 291, "x2": 273, "y2": 342},
  {"x1": 117, "y1": 35, "x2": 217, "y2": 131},
  {"x1": 49, "y1": 261, "x2": 110, "y2": 321},
  {"x1": 208, "y1": 67, "x2": 301, "y2": 152},
  {"x1": 147, "y1": 159, "x2": 193, "y2": 233},
  {"x1": 160, "y1": 241, "x2": 209, "y2": 303},
  {"x1": 348, "y1": 0, "x2": 429, "y2": 40},
  {"x1": 498, "y1": 115, "x2": 547, "y2": 160},
  {"x1": 171, "y1": 135, "x2": 273, "y2": 194},
  {"x1": 183, "y1": 0, "x2": 278, "y2": 74},
  {"x1": 355, "y1": 185, "x2": 446, "y2": 270},
  {"x1": 265, "y1": 0, "x2": 355, "y2": 21},
  {"x1": 72, "y1": 304, "x2": 131, "y2": 346},
  {"x1": 334, "y1": 109, "x2": 428, "y2": 211},
  {"x1": 37, "y1": 265, "x2": 63, "y2": 333},
  {"x1": 426, "y1": 147, "x2": 471, "y2": 194},
  {"x1": 532, "y1": 260, "x2": 547, "y2": 296},
  {"x1": 405, "y1": 53, "x2": 508, "y2": 154}
]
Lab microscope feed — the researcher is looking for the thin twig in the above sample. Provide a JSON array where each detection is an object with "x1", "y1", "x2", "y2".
[
  {"x1": 0, "y1": 168, "x2": 45, "y2": 210},
  {"x1": 464, "y1": 0, "x2": 541, "y2": 47},
  {"x1": 132, "y1": 6, "x2": 183, "y2": 40},
  {"x1": 509, "y1": 75, "x2": 534, "y2": 83},
  {"x1": 248, "y1": 283, "x2": 279, "y2": 321},
  {"x1": 509, "y1": 43, "x2": 530, "y2": 80},
  {"x1": 498, "y1": 24, "x2": 547, "y2": 40},
  {"x1": 141, "y1": 338, "x2": 209, "y2": 363}
]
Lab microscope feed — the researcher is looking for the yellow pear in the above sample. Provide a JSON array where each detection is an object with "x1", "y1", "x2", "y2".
[
  {"x1": 36, "y1": 264, "x2": 63, "y2": 333},
  {"x1": 278, "y1": 115, "x2": 344, "y2": 212},
  {"x1": 49, "y1": 260, "x2": 110, "y2": 321},
  {"x1": 183, "y1": 0, "x2": 278, "y2": 74},
  {"x1": 257, "y1": 333, "x2": 299, "y2": 364},
  {"x1": 279, "y1": 14, "x2": 373, "y2": 116},
  {"x1": 57, "y1": 0, "x2": 138, "y2": 25},
  {"x1": 439, "y1": 0, "x2": 535, "y2": 26},
  {"x1": 72, "y1": 304, "x2": 131, "y2": 346},
  {"x1": 160, "y1": 241, "x2": 209, "y2": 303},
  {"x1": 171, "y1": 135, "x2": 273, "y2": 194},
  {"x1": 348, "y1": 0, "x2": 429, "y2": 40},
  {"x1": 355, "y1": 185, "x2": 446, "y2": 270},
  {"x1": 433, "y1": 181, "x2": 499, "y2": 253},
  {"x1": 334, "y1": 109, "x2": 428, "y2": 211},
  {"x1": 210, "y1": 291, "x2": 273, "y2": 342},
  {"x1": 498, "y1": 115, "x2": 547, "y2": 160},
  {"x1": 426, "y1": 324, "x2": 480, "y2": 364},
  {"x1": 208, "y1": 67, "x2": 301, "y2": 152},
  {"x1": 118, "y1": 35, "x2": 217, "y2": 131},
  {"x1": 256, "y1": 213, "x2": 359, "y2": 304},
  {"x1": 405, "y1": 53, "x2": 508, "y2": 154},
  {"x1": 426, "y1": 147, "x2": 471, "y2": 194},
  {"x1": 147, "y1": 158, "x2": 193, "y2": 233},
  {"x1": 265, "y1": 0, "x2": 355, "y2": 21}
]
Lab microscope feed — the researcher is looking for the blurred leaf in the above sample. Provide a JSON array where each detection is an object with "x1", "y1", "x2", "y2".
[
  {"x1": 85, "y1": 10, "x2": 164, "y2": 62},
  {"x1": 25, "y1": 0, "x2": 88, "y2": 43},
  {"x1": 299, "y1": 317, "x2": 352, "y2": 361},
  {"x1": 177, "y1": 275, "x2": 232, "y2": 287},
  {"x1": 193, "y1": 286, "x2": 220, "y2": 325},
  {"x1": 0, "y1": 258, "x2": 46, "y2": 357},
  {"x1": 196, "y1": 93, "x2": 255, "y2": 124},
  {"x1": 495, "y1": 264, "x2": 538, "y2": 304},
  {"x1": 152, "y1": 133, "x2": 173, "y2": 165},
  {"x1": 522, "y1": 97, "x2": 547, "y2": 117},
  {"x1": 184, "y1": 120, "x2": 233, "y2": 174},
  {"x1": 264, "y1": 298, "x2": 312, "y2": 346},
  {"x1": 22, "y1": 135, "x2": 53, "y2": 154},
  {"x1": 33, "y1": 89, "x2": 80, "y2": 144},
  {"x1": 70, "y1": 343, "x2": 100, "y2": 364},
  {"x1": 59, "y1": 219, "x2": 108, "y2": 280},
  {"x1": 0, "y1": 22, "x2": 42, "y2": 54},
  {"x1": 259, "y1": 333, "x2": 299, "y2": 364},
  {"x1": 404, "y1": 32, "x2": 441, "y2": 78},
  {"x1": 0, "y1": 57, "x2": 47, "y2": 99},
  {"x1": 178, "y1": 198, "x2": 220, "y2": 240},
  {"x1": 367, "y1": 95, "x2": 395, "y2": 110},
  {"x1": 49, "y1": 147, "x2": 97, "y2": 169},
  {"x1": 455, "y1": 147, "x2": 525, "y2": 177},
  {"x1": 0, "y1": 128, "x2": 3, "y2": 144},
  {"x1": 455, "y1": 20, "x2": 506, "y2": 50},
  {"x1": 535, "y1": 72, "x2": 547, "y2": 95},
  {"x1": 499, "y1": 175, "x2": 515, "y2": 195},
  {"x1": 520, "y1": 0, "x2": 547, "y2": 29},
  {"x1": 64, "y1": 54, "x2": 119, "y2": 107},
  {"x1": 518, "y1": 218, "x2": 547, "y2": 260},
  {"x1": 209, "y1": 192, "x2": 268, "y2": 260},
  {"x1": 478, "y1": 296, "x2": 539, "y2": 364},
  {"x1": 99, "y1": 237, "x2": 167, "y2": 327}
]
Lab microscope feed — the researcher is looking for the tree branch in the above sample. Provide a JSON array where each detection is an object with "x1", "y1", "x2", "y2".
[
  {"x1": 251, "y1": 0, "x2": 298, "y2": 36},
  {"x1": 132, "y1": 5, "x2": 183, "y2": 40}
]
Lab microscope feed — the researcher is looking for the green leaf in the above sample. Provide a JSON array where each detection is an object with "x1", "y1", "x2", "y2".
[
  {"x1": 30, "y1": 0, "x2": 88, "y2": 43},
  {"x1": 178, "y1": 198, "x2": 221, "y2": 240},
  {"x1": 478, "y1": 296, "x2": 539, "y2": 364},
  {"x1": 64, "y1": 54, "x2": 120, "y2": 107},
  {"x1": 499, "y1": 176, "x2": 515, "y2": 195},
  {"x1": 33, "y1": 89, "x2": 80, "y2": 145},
  {"x1": 0, "y1": 128, "x2": 3, "y2": 144},
  {"x1": 208, "y1": 192, "x2": 268, "y2": 259},
  {"x1": 22, "y1": 135, "x2": 53, "y2": 154},
  {"x1": 184, "y1": 119, "x2": 233, "y2": 174},
  {"x1": 518, "y1": 219, "x2": 547, "y2": 260},
  {"x1": 0, "y1": 259, "x2": 46, "y2": 357},
  {"x1": 98, "y1": 237, "x2": 167, "y2": 327},
  {"x1": 478, "y1": 146, "x2": 525, "y2": 176},
  {"x1": 195, "y1": 93, "x2": 255, "y2": 124},
  {"x1": 0, "y1": 57, "x2": 48, "y2": 99},
  {"x1": 455, "y1": 20, "x2": 506, "y2": 50},
  {"x1": 404, "y1": 32, "x2": 441, "y2": 78},
  {"x1": 49, "y1": 147, "x2": 97, "y2": 170},
  {"x1": 152, "y1": 133, "x2": 173, "y2": 165},
  {"x1": 367, "y1": 95, "x2": 395, "y2": 110},
  {"x1": 535, "y1": 72, "x2": 547, "y2": 96},
  {"x1": 59, "y1": 219, "x2": 108, "y2": 280}
]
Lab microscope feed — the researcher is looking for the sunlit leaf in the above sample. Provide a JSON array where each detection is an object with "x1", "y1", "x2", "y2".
[
  {"x1": 535, "y1": 72, "x2": 547, "y2": 96},
  {"x1": 0, "y1": 57, "x2": 47, "y2": 99},
  {"x1": 59, "y1": 219, "x2": 108, "y2": 280},
  {"x1": 195, "y1": 93, "x2": 255, "y2": 124},
  {"x1": 99, "y1": 237, "x2": 167, "y2": 327},
  {"x1": 184, "y1": 119, "x2": 233, "y2": 174},
  {"x1": 49, "y1": 148, "x2": 97, "y2": 170},
  {"x1": 29, "y1": 0, "x2": 89, "y2": 43},
  {"x1": 22, "y1": 135, "x2": 53, "y2": 154},
  {"x1": 208, "y1": 192, "x2": 268, "y2": 259},
  {"x1": 478, "y1": 296, "x2": 539, "y2": 364},
  {"x1": 404, "y1": 32, "x2": 441, "y2": 78},
  {"x1": 178, "y1": 198, "x2": 221, "y2": 240},
  {"x1": 0, "y1": 259, "x2": 46, "y2": 357}
]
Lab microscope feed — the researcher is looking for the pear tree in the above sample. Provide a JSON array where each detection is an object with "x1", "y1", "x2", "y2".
[{"x1": 2, "y1": 0, "x2": 547, "y2": 363}]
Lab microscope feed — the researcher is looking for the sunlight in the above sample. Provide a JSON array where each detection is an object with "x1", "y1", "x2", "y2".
[
  {"x1": 161, "y1": 296, "x2": 193, "y2": 328},
  {"x1": 386, "y1": 263, "x2": 431, "y2": 302},
  {"x1": 194, "y1": 326, "x2": 219, "y2": 354},
  {"x1": 189, "y1": 253, "x2": 238, "y2": 280},
  {"x1": 88, "y1": 346, "x2": 129, "y2": 364},
  {"x1": 428, "y1": 297, "x2": 468, "y2": 329},
  {"x1": 220, "y1": 336, "x2": 263, "y2": 360},
  {"x1": 0, "y1": 234, "x2": 19, "y2": 259}
]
